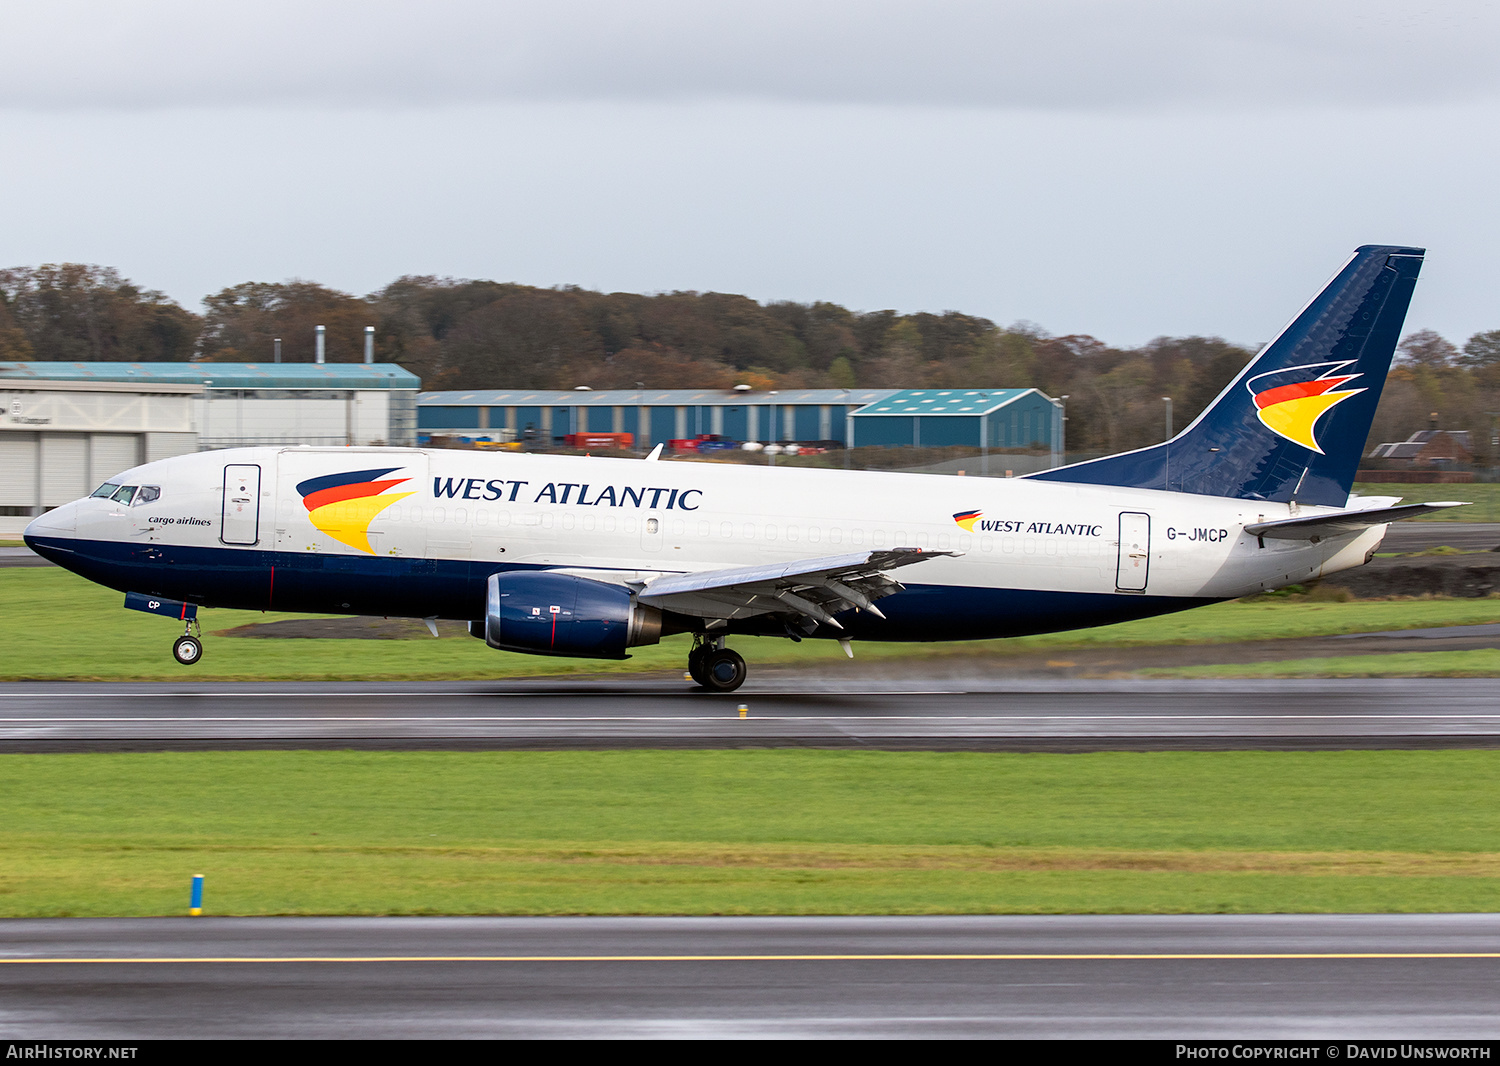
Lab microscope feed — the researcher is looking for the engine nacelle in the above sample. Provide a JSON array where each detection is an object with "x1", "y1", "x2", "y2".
[{"x1": 482, "y1": 571, "x2": 662, "y2": 659}]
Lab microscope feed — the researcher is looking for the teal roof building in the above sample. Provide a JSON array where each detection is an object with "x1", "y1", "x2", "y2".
[{"x1": 848, "y1": 388, "x2": 1061, "y2": 451}]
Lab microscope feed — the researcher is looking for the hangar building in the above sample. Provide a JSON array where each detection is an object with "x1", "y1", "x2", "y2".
[
  {"x1": 0, "y1": 362, "x2": 420, "y2": 537},
  {"x1": 417, "y1": 388, "x2": 894, "y2": 447},
  {"x1": 417, "y1": 386, "x2": 1061, "y2": 454},
  {"x1": 846, "y1": 389, "x2": 1060, "y2": 451}
]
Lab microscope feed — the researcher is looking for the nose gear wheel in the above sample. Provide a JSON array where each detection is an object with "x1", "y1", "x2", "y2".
[{"x1": 172, "y1": 634, "x2": 203, "y2": 665}]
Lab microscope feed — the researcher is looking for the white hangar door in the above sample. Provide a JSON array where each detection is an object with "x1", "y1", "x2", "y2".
[
  {"x1": 89, "y1": 435, "x2": 141, "y2": 488},
  {"x1": 0, "y1": 434, "x2": 38, "y2": 513},
  {"x1": 1116, "y1": 511, "x2": 1150, "y2": 592},
  {"x1": 221, "y1": 464, "x2": 262, "y2": 546},
  {"x1": 40, "y1": 434, "x2": 88, "y2": 508}
]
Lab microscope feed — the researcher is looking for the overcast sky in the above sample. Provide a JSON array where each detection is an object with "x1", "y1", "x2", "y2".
[{"x1": 3, "y1": 1, "x2": 1498, "y2": 347}]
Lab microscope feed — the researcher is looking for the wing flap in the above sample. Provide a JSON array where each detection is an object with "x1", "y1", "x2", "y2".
[{"x1": 638, "y1": 547, "x2": 953, "y2": 628}]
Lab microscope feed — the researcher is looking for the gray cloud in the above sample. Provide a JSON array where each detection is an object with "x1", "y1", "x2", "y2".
[{"x1": 2, "y1": 1, "x2": 1498, "y2": 111}]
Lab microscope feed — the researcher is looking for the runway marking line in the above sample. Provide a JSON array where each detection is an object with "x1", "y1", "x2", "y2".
[
  {"x1": 3, "y1": 952, "x2": 1500, "y2": 965},
  {"x1": 7, "y1": 715, "x2": 1500, "y2": 723}
]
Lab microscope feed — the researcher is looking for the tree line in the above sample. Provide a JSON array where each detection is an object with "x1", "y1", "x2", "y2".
[{"x1": 2, "y1": 262, "x2": 1495, "y2": 458}]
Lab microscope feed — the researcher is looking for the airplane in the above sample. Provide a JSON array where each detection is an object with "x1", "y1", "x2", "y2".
[{"x1": 24, "y1": 245, "x2": 1462, "y2": 693}]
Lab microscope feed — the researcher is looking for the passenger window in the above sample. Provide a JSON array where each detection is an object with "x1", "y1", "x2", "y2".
[
  {"x1": 92, "y1": 483, "x2": 120, "y2": 499},
  {"x1": 135, "y1": 486, "x2": 161, "y2": 505},
  {"x1": 111, "y1": 485, "x2": 137, "y2": 504}
]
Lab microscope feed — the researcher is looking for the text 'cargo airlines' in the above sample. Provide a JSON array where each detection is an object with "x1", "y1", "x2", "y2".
[{"x1": 25, "y1": 246, "x2": 1461, "y2": 691}]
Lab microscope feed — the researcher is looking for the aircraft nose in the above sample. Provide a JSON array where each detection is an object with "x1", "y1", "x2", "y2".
[{"x1": 23, "y1": 502, "x2": 78, "y2": 548}]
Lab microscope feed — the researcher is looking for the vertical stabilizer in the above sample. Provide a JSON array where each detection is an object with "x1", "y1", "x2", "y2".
[{"x1": 1029, "y1": 246, "x2": 1424, "y2": 506}]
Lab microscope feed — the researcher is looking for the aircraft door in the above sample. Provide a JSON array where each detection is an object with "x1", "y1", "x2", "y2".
[
  {"x1": 1116, "y1": 511, "x2": 1150, "y2": 592},
  {"x1": 221, "y1": 464, "x2": 262, "y2": 546}
]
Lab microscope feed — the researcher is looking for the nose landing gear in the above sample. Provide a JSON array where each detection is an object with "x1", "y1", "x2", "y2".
[
  {"x1": 172, "y1": 619, "x2": 203, "y2": 666},
  {"x1": 687, "y1": 634, "x2": 746, "y2": 693}
]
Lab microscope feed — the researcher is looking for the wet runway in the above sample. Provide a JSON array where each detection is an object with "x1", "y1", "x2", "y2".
[
  {"x1": 3, "y1": 914, "x2": 1499, "y2": 1038},
  {"x1": 1379, "y1": 521, "x2": 1500, "y2": 552},
  {"x1": 5, "y1": 677, "x2": 1500, "y2": 751}
]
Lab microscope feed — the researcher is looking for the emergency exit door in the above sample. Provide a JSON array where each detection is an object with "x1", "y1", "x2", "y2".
[
  {"x1": 221, "y1": 464, "x2": 261, "y2": 546},
  {"x1": 1116, "y1": 511, "x2": 1150, "y2": 591}
]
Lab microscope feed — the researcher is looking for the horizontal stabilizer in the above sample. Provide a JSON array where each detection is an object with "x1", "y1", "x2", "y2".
[{"x1": 1243, "y1": 502, "x2": 1467, "y2": 540}]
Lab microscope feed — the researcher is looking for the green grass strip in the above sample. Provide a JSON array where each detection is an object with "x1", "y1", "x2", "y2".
[
  {"x1": 1145, "y1": 649, "x2": 1500, "y2": 678},
  {"x1": 4, "y1": 749, "x2": 1500, "y2": 916},
  {"x1": 1353, "y1": 483, "x2": 1500, "y2": 522},
  {"x1": 5, "y1": 568, "x2": 1500, "y2": 681}
]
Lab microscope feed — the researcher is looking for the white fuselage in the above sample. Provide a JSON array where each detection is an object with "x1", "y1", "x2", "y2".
[{"x1": 25, "y1": 446, "x2": 1387, "y2": 642}]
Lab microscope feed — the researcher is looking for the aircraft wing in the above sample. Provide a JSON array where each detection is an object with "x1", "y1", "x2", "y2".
[
  {"x1": 637, "y1": 548, "x2": 954, "y2": 631},
  {"x1": 1243, "y1": 501, "x2": 1467, "y2": 540}
]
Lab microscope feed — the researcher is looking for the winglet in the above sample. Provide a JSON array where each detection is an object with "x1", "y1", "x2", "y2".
[{"x1": 645, "y1": 444, "x2": 664, "y2": 461}]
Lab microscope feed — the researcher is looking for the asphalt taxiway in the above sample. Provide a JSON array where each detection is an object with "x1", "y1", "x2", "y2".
[
  {"x1": 4, "y1": 677, "x2": 1500, "y2": 751},
  {"x1": 3, "y1": 914, "x2": 1498, "y2": 1038}
]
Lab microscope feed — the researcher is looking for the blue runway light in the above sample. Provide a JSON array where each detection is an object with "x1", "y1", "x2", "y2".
[{"x1": 190, "y1": 874, "x2": 204, "y2": 917}]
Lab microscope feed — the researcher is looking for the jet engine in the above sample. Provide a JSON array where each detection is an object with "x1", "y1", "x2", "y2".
[{"x1": 478, "y1": 571, "x2": 662, "y2": 659}]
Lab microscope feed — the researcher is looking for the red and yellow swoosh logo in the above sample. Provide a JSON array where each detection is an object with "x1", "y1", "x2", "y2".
[
  {"x1": 1247, "y1": 362, "x2": 1365, "y2": 455},
  {"x1": 295, "y1": 467, "x2": 413, "y2": 553},
  {"x1": 952, "y1": 509, "x2": 982, "y2": 532}
]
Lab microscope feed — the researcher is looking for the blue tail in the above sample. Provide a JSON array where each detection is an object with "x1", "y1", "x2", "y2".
[{"x1": 1029, "y1": 245, "x2": 1424, "y2": 507}]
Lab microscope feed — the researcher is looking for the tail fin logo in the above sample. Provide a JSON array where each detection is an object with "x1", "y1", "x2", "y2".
[
  {"x1": 1246, "y1": 361, "x2": 1366, "y2": 455},
  {"x1": 295, "y1": 467, "x2": 413, "y2": 553}
]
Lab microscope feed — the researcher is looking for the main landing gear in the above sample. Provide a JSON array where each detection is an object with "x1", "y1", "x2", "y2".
[
  {"x1": 687, "y1": 634, "x2": 746, "y2": 693},
  {"x1": 172, "y1": 619, "x2": 203, "y2": 666}
]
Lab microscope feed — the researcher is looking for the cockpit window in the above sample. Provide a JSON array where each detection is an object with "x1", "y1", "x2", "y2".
[
  {"x1": 135, "y1": 486, "x2": 160, "y2": 505},
  {"x1": 91, "y1": 483, "x2": 121, "y2": 499},
  {"x1": 110, "y1": 485, "x2": 138, "y2": 505}
]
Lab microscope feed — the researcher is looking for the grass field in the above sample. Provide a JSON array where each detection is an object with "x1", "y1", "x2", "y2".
[
  {"x1": 4, "y1": 749, "x2": 1500, "y2": 916},
  {"x1": 1355, "y1": 482, "x2": 1500, "y2": 520},
  {"x1": 4, "y1": 567, "x2": 1499, "y2": 681},
  {"x1": 1146, "y1": 650, "x2": 1500, "y2": 678}
]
